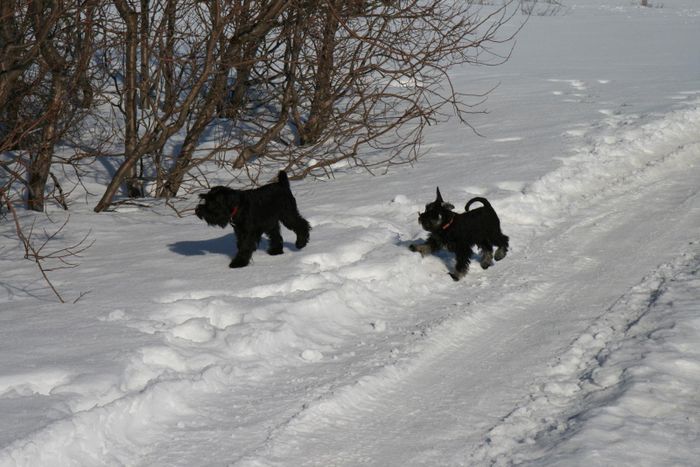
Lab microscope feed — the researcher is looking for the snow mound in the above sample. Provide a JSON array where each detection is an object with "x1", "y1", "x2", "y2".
[{"x1": 471, "y1": 249, "x2": 700, "y2": 466}]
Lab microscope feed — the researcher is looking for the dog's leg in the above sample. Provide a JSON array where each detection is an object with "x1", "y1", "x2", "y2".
[
  {"x1": 479, "y1": 245, "x2": 494, "y2": 270},
  {"x1": 494, "y1": 233, "x2": 509, "y2": 261},
  {"x1": 281, "y1": 211, "x2": 311, "y2": 249},
  {"x1": 450, "y1": 247, "x2": 472, "y2": 281},
  {"x1": 230, "y1": 232, "x2": 257, "y2": 268},
  {"x1": 409, "y1": 237, "x2": 440, "y2": 257},
  {"x1": 266, "y1": 224, "x2": 284, "y2": 255}
]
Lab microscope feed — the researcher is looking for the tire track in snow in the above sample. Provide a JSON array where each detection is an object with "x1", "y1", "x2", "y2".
[
  {"x1": 3, "y1": 105, "x2": 698, "y2": 466},
  {"x1": 234, "y1": 106, "x2": 700, "y2": 466},
  {"x1": 0, "y1": 200, "x2": 449, "y2": 466},
  {"x1": 469, "y1": 249, "x2": 700, "y2": 466}
]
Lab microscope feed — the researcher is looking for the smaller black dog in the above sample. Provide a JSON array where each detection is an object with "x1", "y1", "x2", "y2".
[
  {"x1": 195, "y1": 171, "x2": 311, "y2": 268},
  {"x1": 410, "y1": 188, "x2": 509, "y2": 281}
]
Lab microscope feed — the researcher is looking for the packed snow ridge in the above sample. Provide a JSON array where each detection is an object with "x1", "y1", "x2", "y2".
[
  {"x1": 2, "y1": 1, "x2": 700, "y2": 465},
  {"x1": 2, "y1": 100, "x2": 699, "y2": 467}
]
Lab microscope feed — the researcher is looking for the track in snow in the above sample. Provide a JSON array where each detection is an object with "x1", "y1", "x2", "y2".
[
  {"x1": 2, "y1": 103, "x2": 699, "y2": 466},
  {"x1": 231, "y1": 108, "x2": 700, "y2": 467}
]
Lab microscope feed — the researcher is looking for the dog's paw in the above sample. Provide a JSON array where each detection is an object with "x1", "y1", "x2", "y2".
[
  {"x1": 450, "y1": 267, "x2": 468, "y2": 281},
  {"x1": 410, "y1": 244, "x2": 432, "y2": 257},
  {"x1": 229, "y1": 258, "x2": 249, "y2": 268},
  {"x1": 494, "y1": 247, "x2": 507, "y2": 261},
  {"x1": 267, "y1": 247, "x2": 284, "y2": 256},
  {"x1": 295, "y1": 232, "x2": 309, "y2": 249},
  {"x1": 480, "y1": 250, "x2": 494, "y2": 269}
]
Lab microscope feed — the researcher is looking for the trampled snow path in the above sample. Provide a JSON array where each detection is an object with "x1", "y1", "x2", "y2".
[
  {"x1": 2, "y1": 1, "x2": 700, "y2": 464},
  {"x1": 228, "y1": 108, "x2": 700, "y2": 466},
  {"x1": 4, "y1": 95, "x2": 697, "y2": 466},
  {"x1": 470, "y1": 250, "x2": 700, "y2": 466}
]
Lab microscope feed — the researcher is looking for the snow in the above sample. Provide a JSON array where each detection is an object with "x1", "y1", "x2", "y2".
[
  {"x1": 1, "y1": 1, "x2": 700, "y2": 466},
  {"x1": 471, "y1": 254, "x2": 700, "y2": 466}
]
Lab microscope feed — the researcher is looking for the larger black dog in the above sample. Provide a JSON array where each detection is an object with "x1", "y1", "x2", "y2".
[
  {"x1": 410, "y1": 188, "x2": 509, "y2": 281},
  {"x1": 195, "y1": 171, "x2": 311, "y2": 268}
]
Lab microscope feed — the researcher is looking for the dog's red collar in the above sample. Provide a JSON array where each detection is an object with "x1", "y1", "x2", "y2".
[
  {"x1": 442, "y1": 215, "x2": 455, "y2": 230},
  {"x1": 230, "y1": 205, "x2": 239, "y2": 219}
]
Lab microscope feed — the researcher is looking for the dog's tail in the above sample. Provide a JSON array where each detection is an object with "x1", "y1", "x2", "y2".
[
  {"x1": 277, "y1": 170, "x2": 290, "y2": 188},
  {"x1": 465, "y1": 197, "x2": 493, "y2": 212}
]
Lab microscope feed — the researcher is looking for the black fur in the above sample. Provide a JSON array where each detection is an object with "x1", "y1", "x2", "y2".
[
  {"x1": 195, "y1": 171, "x2": 311, "y2": 268},
  {"x1": 409, "y1": 188, "x2": 509, "y2": 281}
]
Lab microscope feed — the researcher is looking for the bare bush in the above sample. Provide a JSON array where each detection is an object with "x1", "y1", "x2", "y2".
[
  {"x1": 1, "y1": 189, "x2": 93, "y2": 303},
  {"x1": 0, "y1": 0, "x2": 99, "y2": 212},
  {"x1": 3, "y1": 1, "x2": 522, "y2": 213},
  {"x1": 1, "y1": 0, "x2": 523, "y2": 300},
  {"x1": 275, "y1": 0, "x2": 522, "y2": 178},
  {"x1": 86, "y1": 0, "x2": 522, "y2": 210},
  {"x1": 520, "y1": 0, "x2": 564, "y2": 16}
]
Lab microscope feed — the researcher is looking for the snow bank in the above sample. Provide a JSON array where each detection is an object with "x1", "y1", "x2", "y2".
[
  {"x1": 1, "y1": 1, "x2": 699, "y2": 465},
  {"x1": 500, "y1": 106, "x2": 700, "y2": 233},
  {"x1": 471, "y1": 249, "x2": 700, "y2": 466}
]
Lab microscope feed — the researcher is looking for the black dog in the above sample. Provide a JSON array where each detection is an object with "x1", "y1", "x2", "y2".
[
  {"x1": 195, "y1": 171, "x2": 311, "y2": 268},
  {"x1": 409, "y1": 188, "x2": 509, "y2": 281}
]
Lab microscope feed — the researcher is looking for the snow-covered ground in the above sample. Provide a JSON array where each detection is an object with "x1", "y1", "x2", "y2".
[{"x1": 1, "y1": 1, "x2": 699, "y2": 466}]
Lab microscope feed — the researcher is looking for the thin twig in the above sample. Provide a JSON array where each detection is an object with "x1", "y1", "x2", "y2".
[{"x1": 1, "y1": 191, "x2": 93, "y2": 303}]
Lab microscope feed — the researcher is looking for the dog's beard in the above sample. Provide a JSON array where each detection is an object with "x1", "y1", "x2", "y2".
[
  {"x1": 195, "y1": 204, "x2": 231, "y2": 228},
  {"x1": 195, "y1": 188, "x2": 240, "y2": 228},
  {"x1": 195, "y1": 202, "x2": 205, "y2": 220},
  {"x1": 419, "y1": 212, "x2": 447, "y2": 232}
]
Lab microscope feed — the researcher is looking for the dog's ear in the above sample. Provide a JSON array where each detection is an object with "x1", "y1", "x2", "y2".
[
  {"x1": 198, "y1": 193, "x2": 206, "y2": 200},
  {"x1": 435, "y1": 187, "x2": 454, "y2": 210}
]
